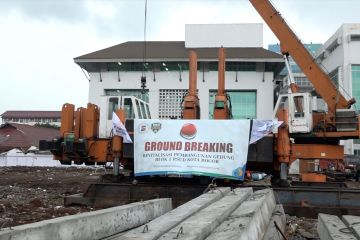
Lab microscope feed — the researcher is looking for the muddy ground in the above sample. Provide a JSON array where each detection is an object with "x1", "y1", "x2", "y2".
[{"x1": 0, "y1": 167, "x2": 318, "y2": 239}]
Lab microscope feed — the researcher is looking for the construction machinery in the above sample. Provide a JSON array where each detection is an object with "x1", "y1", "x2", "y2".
[
  {"x1": 213, "y1": 47, "x2": 232, "y2": 120},
  {"x1": 250, "y1": 0, "x2": 360, "y2": 182},
  {"x1": 40, "y1": 0, "x2": 360, "y2": 189},
  {"x1": 39, "y1": 98, "x2": 149, "y2": 166},
  {"x1": 182, "y1": 50, "x2": 200, "y2": 119}
]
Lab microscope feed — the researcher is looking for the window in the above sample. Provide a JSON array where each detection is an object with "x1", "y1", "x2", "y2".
[
  {"x1": 135, "y1": 99, "x2": 143, "y2": 118},
  {"x1": 108, "y1": 97, "x2": 119, "y2": 120},
  {"x1": 294, "y1": 77, "x2": 312, "y2": 88},
  {"x1": 159, "y1": 89, "x2": 188, "y2": 119},
  {"x1": 278, "y1": 96, "x2": 289, "y2": 109},
  {"x1": 123, "y1": 98, "x2": 135, "y2": 119},
  {"x1": 354, "y1": 149, "x2": 360, "y2": 156},
  {"x1": 140, "y1": 102, "x2": 147, "y2": 119},
  {"x1": 146, "y1": 104, "x2": 151, "y2": 119},
  {"x1": 105, "y1": 89, "x2": 149, "y2": 103},
  {"x1": 350, "y1": 34, "x2": 360, "y2": 41},
  {"x1": 293, "y1": 96, "x2": 304, "y2": 118},
  {"x1": 209, "y1": 91, "x2": 256, "y2": 119},
  {"x1": 352, "y1": 65, "x2": 360, "y2": 110}
]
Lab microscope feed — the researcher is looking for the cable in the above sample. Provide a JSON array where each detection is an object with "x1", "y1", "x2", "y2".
[{"x1": 142, "y1": 0, "x2": 148, "y2": 77}]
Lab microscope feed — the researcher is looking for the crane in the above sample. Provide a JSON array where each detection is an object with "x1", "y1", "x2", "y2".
[{"x1": 250, "y1": 0, "x2": 360, "y2": 183}]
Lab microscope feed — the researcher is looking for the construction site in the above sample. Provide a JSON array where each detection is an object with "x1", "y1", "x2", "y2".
[{"x1": 2, "y1": 0, "x2": 360, "y2": 239}]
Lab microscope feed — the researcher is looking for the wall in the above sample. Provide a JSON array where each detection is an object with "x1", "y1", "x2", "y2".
[
  {"x1": 316, "y1": 24, "x2": 360, "y2": 154},
  {"x1": 88, "y1": 69, "x2": 274, "y2": 137},
  {"x1": 185, "y1": 23, "x2": 263, "y2": 48}
]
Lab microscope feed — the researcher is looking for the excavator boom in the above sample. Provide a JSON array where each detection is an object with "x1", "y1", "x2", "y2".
[{"x1": 250, "y1": 0, "x2": 355, "y2": 117}]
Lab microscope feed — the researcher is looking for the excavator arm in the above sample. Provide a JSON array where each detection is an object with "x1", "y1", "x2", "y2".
[{"x1": 250, "y1": 0, "x2": 355, "y2": 118}]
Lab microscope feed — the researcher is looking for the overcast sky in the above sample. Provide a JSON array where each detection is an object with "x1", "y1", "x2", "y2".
[{"x1": 0, "y1": 0, "x2": 359, "y2": 116}]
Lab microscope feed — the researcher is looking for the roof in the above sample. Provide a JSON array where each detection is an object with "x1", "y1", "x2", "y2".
[
  {"x1": 75, "y1": 41, "x2": 282, "y2": 61},
  {"x1": 1, "y1": 111, "x2": 61, "y2": 118},
  {"x1": 0, "y1": 123, "x2": 59, "y2": 153}
]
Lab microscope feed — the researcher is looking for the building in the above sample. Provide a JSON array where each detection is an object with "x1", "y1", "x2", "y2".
[
  {"x1": 0, "y1": 123, "x2": 59, "y2": 153},
  {"x1": 268, "y1": 43, "x2": 322, "y2": 92},
  {"x1": 74, "y1": 24, "x2": 284, "y2": 137},
  {"x1": 315, "y1": 23, "x2": 360, "y2": 155},
  {"x1": 1, "y1": 111, "x2": 61, "y2": 127}
]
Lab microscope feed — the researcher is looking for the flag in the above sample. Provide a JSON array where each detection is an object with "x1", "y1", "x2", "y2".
[
  {"x1": 250, "y1": 120, "x2": 283, "y2": 144},
  {"x1": 112, "y1": 112, "x2": 133, "y2": 143}
]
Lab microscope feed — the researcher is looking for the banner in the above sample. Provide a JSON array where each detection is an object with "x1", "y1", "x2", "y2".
[{"x1": 134, "y1": 119, "x2": 251, "y2": 180}]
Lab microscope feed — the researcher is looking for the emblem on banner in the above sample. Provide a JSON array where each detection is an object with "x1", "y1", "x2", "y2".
[
  {"x1": 180, "y1": 123, "x2": 197, "y2": 140},
  {"x1": 151, "y1": 122, "x2": 162, "y2": 133}
]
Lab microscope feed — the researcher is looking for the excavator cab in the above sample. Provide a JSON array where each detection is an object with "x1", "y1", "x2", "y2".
[
  {"x1": 101, "y1": 96, "x2": 151, "y2": 137},
  {"x1": 274, "y1": 92, "x2": 313, "y2": 133}
]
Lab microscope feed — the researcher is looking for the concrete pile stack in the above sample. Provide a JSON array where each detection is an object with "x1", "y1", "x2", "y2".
[
  {"x1": 110, "y1": 188, "x2": 286, "y2": 240},
  {"x1": 317, "y1": 213, "x2": 360, "y2": 240},
  {"x1": 0, "y1": 188, "x2": 286, "y2": 240}
]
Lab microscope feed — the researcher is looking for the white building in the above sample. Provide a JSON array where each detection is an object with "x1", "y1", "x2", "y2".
[
  {"x1": 315, "y1": 23, "x2": 360, "y2": 155},
  {"x1": 74, "y1": 24, "x2": 284, "y2": 137}
]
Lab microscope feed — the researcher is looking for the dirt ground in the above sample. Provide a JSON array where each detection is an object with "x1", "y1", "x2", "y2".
[
  {"x1": 0, "y1": 166, "x2": 109, "y2": 229},
  {"x1": 0, "y1": 167, "x2": 318, "y2": 239}
]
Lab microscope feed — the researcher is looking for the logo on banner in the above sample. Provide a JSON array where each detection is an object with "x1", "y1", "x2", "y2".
[
  {"x1": 151, "y1": 122, "x2": 162, "y2": 133},
  {"x1": 180, "y1": 123, "x2": 197, "y2": 140},
  {"x1": 138, "y1": 123, "x2": 149, "y2": 133}
]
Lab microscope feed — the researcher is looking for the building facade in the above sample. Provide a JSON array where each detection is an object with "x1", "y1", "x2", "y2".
[
  {"x1": 74, "y1": 24, "x2": 284, "y2": 137},
  {"x1": 1, "y1": 111, "x2": 61, "y2": 127},
  {"x1": 315, "y1": 24, "x2": 360, "y2": 155},
  {"x1": 268, "y1": 43, "x2": 322, "y2": 92}
]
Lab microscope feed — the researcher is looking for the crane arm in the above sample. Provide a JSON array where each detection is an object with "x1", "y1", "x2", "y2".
[{"x1": 250, "y1": 0, "x2": 355, "y2": 117}]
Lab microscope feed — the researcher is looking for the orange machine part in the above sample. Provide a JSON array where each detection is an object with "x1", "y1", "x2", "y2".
[
  {"x1": 88, "y1": 139, "x2": 113, "y2": 163},
  {"x1": 112, "y1": 109, "x2": 126, "y2": 155},
  {"x1": 183, "y1": 50, "x2": 200, "y2": 119},
  {"x1": 74, "y1": 107, "x2": 85, "y2": 140},
  {"x1": 213, "y1": 47, "x2": 231, "y2": 120},
  {"x1": 276, "y1": 108, "x2": 291, "y2": 163},
  {"x1": 83, "y1": 103, "x2": 100, "y2": 139},
  {"x1": 290, "y1": 144, "x2": 344, "y2": 161},
  {"x1": 60, "y1": 103, "x2": 75, "y2": 138},
  {"x1": 301, "y1": 173, "x2": 326, "y2": 183},
  {"x1": 217, "y1": 47, "x2": 225, "y2": 96}
]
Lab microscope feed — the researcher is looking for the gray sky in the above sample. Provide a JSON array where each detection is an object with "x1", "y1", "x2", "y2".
[{"x1": 0, "y1": 0, "x2": 359, "y2": 116}]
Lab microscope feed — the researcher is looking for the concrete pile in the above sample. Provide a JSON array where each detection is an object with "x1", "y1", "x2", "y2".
[
  {"x1": 317, "y1": 213, "x2": 360, "y2": 240},
  {"x1": 0, "y1": 187, "x2": 286, "y2": 240},
  {"x1": 109, "y1": 188, "x2": 286, "y2": 240}
]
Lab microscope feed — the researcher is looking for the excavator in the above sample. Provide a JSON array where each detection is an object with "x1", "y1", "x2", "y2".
[{"x1": 250, "y1": 0, "x2": 360, "y2": 183}]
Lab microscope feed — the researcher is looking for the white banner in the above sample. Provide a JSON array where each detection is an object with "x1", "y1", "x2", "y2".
[{"x1": 134, "y1": 119, "x2": 250, "y2": 180}]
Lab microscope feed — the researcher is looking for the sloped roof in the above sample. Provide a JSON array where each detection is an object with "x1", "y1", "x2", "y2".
[
  {"x1": 1, "y1": 111, "x2": 61, "y2": 118},
  {"x1": 74, "y1": 41, "x2": 282, "y2": 61},
  {"x1": 0, "y1": 123, "x2": 59, "y2": 153}
]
